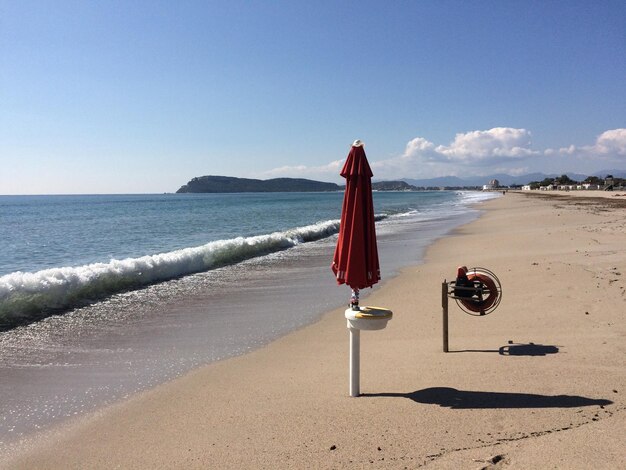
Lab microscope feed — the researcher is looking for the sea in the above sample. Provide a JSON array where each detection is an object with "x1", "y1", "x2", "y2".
[{"x1": 0, "y1": 190, "x2": 498, "y2": 449}]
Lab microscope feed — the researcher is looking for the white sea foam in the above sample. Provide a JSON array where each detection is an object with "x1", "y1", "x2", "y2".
[
  {"x1": 456, "y1": 190, "x2": 501, "y2": 204},
  {"x1": 0, "y1": 219, "x2": 341, "y2": 326}
]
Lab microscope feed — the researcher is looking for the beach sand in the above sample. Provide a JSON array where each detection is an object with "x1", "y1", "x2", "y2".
[{"x1": 3, "y1": 191, "x2": 625, "y2": 469}]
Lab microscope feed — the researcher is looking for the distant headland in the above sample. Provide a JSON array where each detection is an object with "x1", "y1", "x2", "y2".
[
  {"x1": 176, "y1": 176, "x2": 421, "y2": 193},
  {"x1": 176, "y1": 176, "x2": 340, "y2": 193}
]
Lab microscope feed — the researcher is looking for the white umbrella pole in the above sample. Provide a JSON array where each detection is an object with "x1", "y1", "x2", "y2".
[
  {"x1": 345, "y1": 305, "x2": 392, "y2": 398},
  {"x1": 349, "y1": 327, "x2": 360, "y2": 397}
]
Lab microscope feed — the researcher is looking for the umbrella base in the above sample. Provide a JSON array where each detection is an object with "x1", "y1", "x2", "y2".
[
  {"x1": 344, "y1": 306, "x2": 393, "y2": 397},
  {"x1": 345, "y1": 306, "x2": 392, "y2": 330}
]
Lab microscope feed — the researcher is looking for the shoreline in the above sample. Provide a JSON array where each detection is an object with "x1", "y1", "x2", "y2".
[{"x1": 3, "y1": 192, "x2": 625, "y2": 469}]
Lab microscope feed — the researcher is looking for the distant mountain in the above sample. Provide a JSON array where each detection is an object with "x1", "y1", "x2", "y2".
[
  {"x1": 592, "y1": 169, "x2": 626, "y2": 179},
  {"x1": 177, "y1": 176, "x2": 341, "y2": 193},
  {"x1": 403, "y1": 170, "x2": 626, "y2": 188}
]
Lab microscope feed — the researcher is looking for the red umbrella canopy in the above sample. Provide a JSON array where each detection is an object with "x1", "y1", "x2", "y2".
[{"x1": 331, "y1": 141, "x2": 381, "y2": 289}]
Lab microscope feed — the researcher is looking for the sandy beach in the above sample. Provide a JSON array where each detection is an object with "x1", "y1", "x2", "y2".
[{"x1": 3, "y1": 191, "x2": 625, "y2": 469}]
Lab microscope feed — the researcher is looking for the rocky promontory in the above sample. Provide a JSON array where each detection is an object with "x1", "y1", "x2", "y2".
[{"x1": 176, "y1": 176, "x2": 341, "y2": 193}]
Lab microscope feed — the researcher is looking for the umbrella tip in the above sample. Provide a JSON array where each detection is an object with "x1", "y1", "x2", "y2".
[{"x1": 352, "y1": 139, "x2": 364, "y2": 147}]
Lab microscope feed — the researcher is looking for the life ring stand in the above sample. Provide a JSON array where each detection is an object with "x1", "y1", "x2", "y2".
[{"x1": 451, "y1": 267, "x2": 502, "y2": 316}]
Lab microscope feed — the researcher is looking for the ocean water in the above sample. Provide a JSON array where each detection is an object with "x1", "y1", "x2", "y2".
[{"x1": 0, "y1": 191, "x2": 497, "y2": 449}]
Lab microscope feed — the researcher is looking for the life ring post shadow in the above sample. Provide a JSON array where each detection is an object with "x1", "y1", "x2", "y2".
[{"x1": 442, "y1": 267, "x2": 503, "y2": 352}]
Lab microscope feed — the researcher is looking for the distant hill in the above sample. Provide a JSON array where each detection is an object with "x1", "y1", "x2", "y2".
[
  {"x1": 176, "y1": 176, "x2": 341, "y2": 193},
  {"x1": 372, "y1": 181, "x2": 418, "y2": 191}
]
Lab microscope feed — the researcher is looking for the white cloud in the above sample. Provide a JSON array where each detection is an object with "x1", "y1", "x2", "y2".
[
  {"x1": 551, "y1": 128, "x2": 626, "y2": 161},
  {"x1": 403, "y1": 137, "x2": 436, "y2": 157},
  {"x1": 261, "y1": 159, "x2": 344, "y2": 180},
  {"x1": 435, "y1": 128, "x2": 538, "y2": 162},
  {"x1": 591, "y1": 128, "x2": 626, "y2": 155},
  {"x1": 371, "y1": 128, "x2": 540, "y2": 178},
  {"x1": 557, "y1": 145, "x2": 577, "y2": 155}
]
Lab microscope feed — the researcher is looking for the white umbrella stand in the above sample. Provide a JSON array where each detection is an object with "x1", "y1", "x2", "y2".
[{"x1": 344, "y1": 306, "x2": 393, "y2": 397}]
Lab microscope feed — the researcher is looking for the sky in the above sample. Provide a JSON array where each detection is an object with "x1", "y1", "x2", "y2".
[{"x1": 1, "y1": 0, "x2": 625, "y2": 194}]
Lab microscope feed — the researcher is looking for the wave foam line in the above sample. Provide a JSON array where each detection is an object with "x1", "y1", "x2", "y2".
[{"x1": 0, "y1": 219, "x2": 342, "y2": 328}]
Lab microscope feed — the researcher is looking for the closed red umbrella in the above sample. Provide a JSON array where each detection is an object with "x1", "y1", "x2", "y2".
[{"x1": 331, "y1": 140, "x2": 380, "y2": 309}]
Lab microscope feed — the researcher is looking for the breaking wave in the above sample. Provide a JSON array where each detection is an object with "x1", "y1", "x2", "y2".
[{"x1": 0, "y1": 219, "x2": 345, "y2": 328}]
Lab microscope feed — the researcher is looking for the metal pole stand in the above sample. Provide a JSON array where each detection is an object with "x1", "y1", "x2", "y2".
[
  {"x1": 345, "y1": 306, "x2": 393, "y2": 397},
  {"x1": 442, "y1": 268, "x2": 503, "y2": 353},
  {"x1": 442, "y1": 280, "x2": 449, "y2": 352}
]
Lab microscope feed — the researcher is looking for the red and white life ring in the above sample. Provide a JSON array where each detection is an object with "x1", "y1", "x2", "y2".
[{"x1": 460, "y1": 273, "x2": 498, "y2": 313}]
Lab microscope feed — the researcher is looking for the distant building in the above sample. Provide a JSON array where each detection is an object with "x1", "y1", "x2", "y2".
[{"x1": 482, "y1": 179, "x2": 500, "y2": 191}]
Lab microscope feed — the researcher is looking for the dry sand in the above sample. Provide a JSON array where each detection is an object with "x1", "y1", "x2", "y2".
[
  {"x1": 3, "y1": 191, "x2": 625, "y2": 469},
  {"x1": 532, "y1": 189, "x2": 626, "y2": 200}
]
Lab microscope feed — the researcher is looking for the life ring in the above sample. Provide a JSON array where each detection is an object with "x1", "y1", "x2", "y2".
[{"x1": 459, "y1": 273, "x2": 498, "y2": 313}]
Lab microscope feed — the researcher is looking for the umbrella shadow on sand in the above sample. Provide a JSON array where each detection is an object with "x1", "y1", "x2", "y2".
[
  {"x1": 449, "y1": 342, "x2": 560, "y2": 356},
  {"x1": 363, "y1": 388, "x2": 613, "y2": 409}
]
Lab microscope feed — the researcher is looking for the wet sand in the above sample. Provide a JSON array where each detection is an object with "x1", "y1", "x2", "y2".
[{"x1": 3, "y1": 191, "x2": 625, "y2": 469}]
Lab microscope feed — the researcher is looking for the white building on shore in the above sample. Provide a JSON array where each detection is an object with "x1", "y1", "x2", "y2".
[{"x1": 482, "y1": 179, "x2": 500, "y2": 191}]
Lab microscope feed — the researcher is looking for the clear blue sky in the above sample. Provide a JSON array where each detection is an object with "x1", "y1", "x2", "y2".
[{"x1": 1, "y1": 0, "x2": 625, "y2": 194}]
